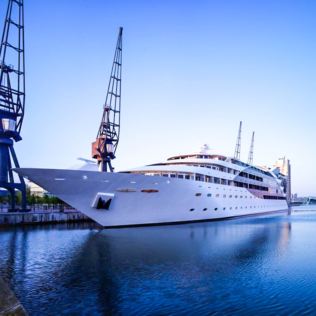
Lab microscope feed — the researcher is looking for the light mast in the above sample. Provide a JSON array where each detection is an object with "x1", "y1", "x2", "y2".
[
  {"x1": 234, "y1": 121, "x2": 242, "y2": 160},
  {"x1": 248, "y1": 131, "x2": 255, "y2": 164}
]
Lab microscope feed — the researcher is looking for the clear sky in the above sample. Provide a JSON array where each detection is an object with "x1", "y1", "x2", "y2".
[{"x1": 1, "y1": 0, "x2": 315, "y2": 195}]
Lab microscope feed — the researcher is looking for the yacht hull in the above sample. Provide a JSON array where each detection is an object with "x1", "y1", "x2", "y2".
[{"x1": 15, "y1": 168, "x2": 288, "y2": 227}]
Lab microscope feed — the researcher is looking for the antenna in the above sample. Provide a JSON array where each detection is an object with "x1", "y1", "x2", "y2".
[
  {"x1": 234, "y1": 121, "x2": 242, "y2": 160},
  {"x1": 92, "y1": 27, "x2": 123, "y2": 172},
  {"x1": 248, "y1": 131, "x2": 255, "y2": 164},
  {"x1": 0, "y1": 0, "x2": 26, "y2": 210},
  {"x1": 286, "y1": 159, "x2": 292, "y2": 205}
]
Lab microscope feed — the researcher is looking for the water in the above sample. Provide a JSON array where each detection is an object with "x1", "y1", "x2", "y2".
[{"x1": 1, "y1": 212, "x2": 316, "y2": 315}]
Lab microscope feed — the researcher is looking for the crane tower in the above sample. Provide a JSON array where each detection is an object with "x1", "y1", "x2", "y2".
[
  {"x1": 0, "y1": 0, "x2": 26, "y2": 210},
  {"x1": 92, "y1": 27, "x2": 123, "y2": 172}
]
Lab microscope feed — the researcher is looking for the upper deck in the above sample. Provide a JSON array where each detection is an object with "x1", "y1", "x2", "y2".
[{"x1": 120, "y1": 150, "x2": 285, "y2": 199}]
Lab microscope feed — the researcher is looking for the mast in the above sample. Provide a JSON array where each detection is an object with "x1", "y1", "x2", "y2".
[
  {"x1": 247, "y1": 131, "x2": 255, "y2": 164},
  {"x1": 0, "y1": 0, "x2": 26, "y2": 210},
  {"x1": 92, "y1": 27, "x2": 123, "y2": 172},
  {"x1": 234, "y1": 121, "x2": 242, "y2": 160}
]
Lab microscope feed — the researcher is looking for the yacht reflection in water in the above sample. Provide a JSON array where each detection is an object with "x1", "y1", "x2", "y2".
[{"x1": 0, "y1": 216, "x2": 292, "y2": 315}]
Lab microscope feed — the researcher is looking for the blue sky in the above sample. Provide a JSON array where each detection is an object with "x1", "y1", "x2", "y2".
[{"x1": 1, "y1": 0, "x2": 315, "y2": 195}]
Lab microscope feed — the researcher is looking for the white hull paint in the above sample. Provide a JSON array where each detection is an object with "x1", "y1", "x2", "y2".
[{"x1": 16, "y1": 168, "x2": 288, "y2": 227}]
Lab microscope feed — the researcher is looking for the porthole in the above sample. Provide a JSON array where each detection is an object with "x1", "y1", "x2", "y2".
[
  {"x1": 195, "y1": 193, "x2": 202, "y2": 197},
  {"x1": 207, "y1": 193, "x2": 212, "y2": 197},
  {"x1": 223, "y1": 207, "x2": 226, "y2": 210},
  {"x1": 203, "y1": 208, "x2": 207, "y2": 211},
  {"x1": 214, "y1": 208, "x2": 218, "y2": 211},
  {"x1": 216, "y1": 194, "x2": 220, "y2": 197},
  {"x1": 189, "y1": 208, "x2": 195, "y2": 212},
  {"x1": 141, "y1": 189, "x2": 159, "y2": 193}
]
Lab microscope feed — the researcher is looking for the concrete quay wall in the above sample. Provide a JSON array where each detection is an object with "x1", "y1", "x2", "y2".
[
  {"x1": 0, "y1": 210, "x2": 91, "y2": 226},
  {"x1": 0, "y1": 277, "x2": 27, "y2": 315}
]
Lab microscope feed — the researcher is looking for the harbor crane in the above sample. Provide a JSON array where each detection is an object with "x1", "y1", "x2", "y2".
[
  {"x1": 92, "y1": 27, "x2": 123, "y2": 172},
  {"x1": 0, "y1": 0, "x2": 26, "y2": 211}
]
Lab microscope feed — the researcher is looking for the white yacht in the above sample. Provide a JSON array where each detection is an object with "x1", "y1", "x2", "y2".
[{"x1": 15, "y1": 145, "x2": 290, "y2": 227}]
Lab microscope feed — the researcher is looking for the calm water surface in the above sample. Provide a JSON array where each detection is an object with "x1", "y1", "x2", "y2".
[{"x1": 1, "y1": 212, "x2": 316, "y2": 315}]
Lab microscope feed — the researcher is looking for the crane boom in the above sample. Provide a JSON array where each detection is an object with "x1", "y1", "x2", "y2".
[{"x1": 92, "y1": 27, "x2": 123, "y2": 172}]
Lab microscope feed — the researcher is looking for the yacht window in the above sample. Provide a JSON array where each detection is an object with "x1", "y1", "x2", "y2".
[
  {"x1": 196, "y1": 174, "x2": 204, "y2": 182},
  {"x1": 185, "y1": 175, "x2": 190, "y2": 180},
  {"x1": 178, "y1": 175, "x2": 184, "y2": 179},
  {"x1": 170, "y1": 174, "x2": 176, "y2": 178}
]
